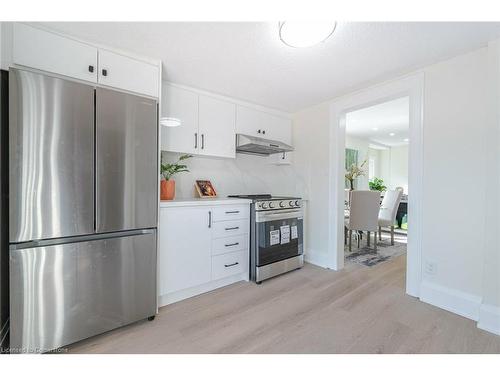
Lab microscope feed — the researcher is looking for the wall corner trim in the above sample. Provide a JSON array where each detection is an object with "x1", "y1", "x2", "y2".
[
  {"x1": 304, "y1": 250, "x2": 331, "y2": 269},
  {"x1": 420, "y1": 280, "x2": 481, "y2": 321},
  {"x1": 478, "y1": 303, "x2": 500, "y2": 335}
]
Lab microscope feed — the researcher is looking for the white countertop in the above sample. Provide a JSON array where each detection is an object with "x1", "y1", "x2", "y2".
[{"x1": 160, "y1": 197, "x2": 252, "y2": 208}]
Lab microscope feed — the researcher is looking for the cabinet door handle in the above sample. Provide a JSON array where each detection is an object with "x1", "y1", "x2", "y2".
[
  {"x1": 208, "y1": 211, "x2": 212, "y2": 228},
  {"x1": 224, "y1": 262, "x2": 239, "y2": 268},
  {"x1": 102, "y1": 69, "x2": 108, "y2": 77},
  {"x1": 225, "y1": 210, "x2": 240, "y2": 214},
  {"x1": 88, "y1": 65, "x2": 94, "y2": 73},
  {"x1": 225, "y1": 242, "x2": 240, "y2": 247},
  {"x1": 201, "y1": 134, "x2": 204, "y2": 149},
  {"x1": 225, "y1": 226, "x2": 239, "y2": 231},
  {"x1": 194, "y1": 133, "x2": 198, "y2": 149}
]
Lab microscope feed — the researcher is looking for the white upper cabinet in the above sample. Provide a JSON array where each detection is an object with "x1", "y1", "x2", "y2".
[
  {"x1": 10, "y1": 23, "x2": 160, "y2": 97},
  {"x1": 198, "y1": 96, "x2": 236, "y2": 158},
  {"x1": 236, "y1": 105, "x2": 292, "y2": 145},
  {"x1": 236, "y1": 105, "x2": 267, "y2": 137},
  {"x1": 265, "y1": 114, "x2": 292, "y2": 146},
  {"x1": 12, "y1": 23, "x2": 98, "y2": 83},
  {"x1": 161, "y1": 84, "x2": 237, "y2": 158},
  {"x1": 161, "y1": 85, "x2": 199, "y2": 154},
  {"x1": 98, "y1": 49, "x2": 159, "y2": 97},
  {"x1": 161, "y1": 83, "x2": 292, "y2": 158}
]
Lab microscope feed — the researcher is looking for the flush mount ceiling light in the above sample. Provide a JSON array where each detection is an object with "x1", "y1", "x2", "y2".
[
  {"x1": 389, "y1": 133, "x2": 396, "y2": 137},
  {"x1": 279, "y1": 21, "x2": 336, "y2": 48},
  {"x1": 160, "y1": 117, "x2": 181, "y2": 127}
]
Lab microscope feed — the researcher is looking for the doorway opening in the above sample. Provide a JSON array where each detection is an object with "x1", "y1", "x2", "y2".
[
  {"x1": 328, "y1": 73, "x2": 423, "y2": 297},
  {"x1": 343, "y1": 96, "x2": 409, "y2": 268}
]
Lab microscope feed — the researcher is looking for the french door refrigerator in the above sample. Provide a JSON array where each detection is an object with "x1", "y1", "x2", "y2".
[{"x1": 8, "y1": 68, "x2": 158, "y2": 353}]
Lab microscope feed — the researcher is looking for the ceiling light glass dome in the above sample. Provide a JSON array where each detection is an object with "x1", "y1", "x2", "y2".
[{"x1": 279, "y1": 21, "x2": 337, "y2": 48}]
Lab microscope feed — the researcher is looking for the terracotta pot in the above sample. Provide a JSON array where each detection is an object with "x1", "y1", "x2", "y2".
[{"x1": 160, "y1": 179, "x2": 175, "y2": 200}]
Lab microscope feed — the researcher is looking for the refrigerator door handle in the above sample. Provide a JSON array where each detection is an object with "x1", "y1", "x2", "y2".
[{"x1": 10, "y1": 229, "x2": 156, "y2": 251}]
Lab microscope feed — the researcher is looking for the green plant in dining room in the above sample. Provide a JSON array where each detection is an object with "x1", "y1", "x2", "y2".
[
  {"x1": 345, "y1": 159, "x2": 367, "y2": 190},
  {"x1": 160, "y1": 154, "x2": 192, "y2": 180},
  {"x1": 369, "y1": 177, "x2": 387, "y2": 192}
]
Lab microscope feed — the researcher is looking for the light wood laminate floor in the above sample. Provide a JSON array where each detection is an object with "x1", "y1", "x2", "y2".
[{"x1": 67, "y1": 255, "x2": 500, "y2": 354}]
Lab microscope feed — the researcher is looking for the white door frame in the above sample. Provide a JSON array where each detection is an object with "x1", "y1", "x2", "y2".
[{"x1": 328, "y1": 72, "x2": 424, "y2": 297}]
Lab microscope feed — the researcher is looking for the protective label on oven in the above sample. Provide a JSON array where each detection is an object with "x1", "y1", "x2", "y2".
[
  {"x1": 291, "y1": 225, "x2": 298, "y2": 240},
  {"x1": 270, "y1": 230, "x2": 280, "y2": 246},
  {"x1": 280, "y1": 225, "x2": 290, "y2": 244}
]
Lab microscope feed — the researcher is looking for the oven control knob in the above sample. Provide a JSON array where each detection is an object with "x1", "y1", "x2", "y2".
[
  {"x1": 289, "y1": 200, "x2": 294, "y2": 207},
  {"x1": 279, "y1": 201, "x2": 285, "y2": 208},
  {"x1": 295, "y1": 200, "x2": 300, "y2": 206},
  {"x1": 269, "y1": 202, "x2": 275, "y2": 208},
  {"x1": 261, "y1": 202, "x2": 268, "y2": 209}
]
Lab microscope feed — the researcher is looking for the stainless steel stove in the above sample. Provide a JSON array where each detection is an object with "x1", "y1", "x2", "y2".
[{"x1": 228, "y1": 194, "x2": 304, "y2": 283}]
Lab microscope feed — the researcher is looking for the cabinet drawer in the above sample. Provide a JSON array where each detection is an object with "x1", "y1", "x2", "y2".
[
  {"x1": 212, "y1": 234, "x2": 248, "y2": 256},
  {"x1": 212, "y1": 251, "x2": 247, "y2": 280},
  {"x1": 212, "y1": 219, "x2": 249, "y2": 239},
  {"x1": 212, "y1": 205, "x2": 249, "y2": 222}
]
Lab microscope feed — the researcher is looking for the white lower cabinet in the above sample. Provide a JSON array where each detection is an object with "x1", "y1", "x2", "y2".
[
  {"x1": 212, "y1": 234, "x2": 248, "y2": 256},
  {"x1": 212, "y1": 219, "x2": 249, "y2": 239},
  {"x1": 159, "y1": 206, "x2": 212, "y2": 296},
  {"x1": 159, "y1": 202, "x2": 250, "y2": 306},
  {"x1": 212, "y1": 251, "x2": 247, "y2": 280}
]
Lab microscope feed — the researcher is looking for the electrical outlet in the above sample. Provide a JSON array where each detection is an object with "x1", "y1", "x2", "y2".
[{"x1": 424, "y1": 260, "x2": 437, "y2": 276}]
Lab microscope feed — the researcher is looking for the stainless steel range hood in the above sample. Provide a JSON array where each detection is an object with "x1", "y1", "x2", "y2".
[{"x1": 236, "y1": 134, "x2": 294, "y2": 156}]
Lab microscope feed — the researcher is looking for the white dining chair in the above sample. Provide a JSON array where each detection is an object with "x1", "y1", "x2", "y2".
[
  {"x1": 378, "y1": 190, "x2": 403, "y2": 245},
  {"x1": 344, "y1": 188, "x2": 351, "y2": 209},
  {"x1": 345, "y1": 190, "x2": 381, "y2": 252}
]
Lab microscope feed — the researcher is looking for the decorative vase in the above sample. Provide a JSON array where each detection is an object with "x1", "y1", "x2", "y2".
[{"x1": 161, "y1": 179, "x2": 176, "y2": 200}]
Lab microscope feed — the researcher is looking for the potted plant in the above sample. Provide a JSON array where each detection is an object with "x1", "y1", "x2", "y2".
[
  {"x1": 369, "y1": 177, "x2": 387, "y2": 192},
  {"x1": 160, "y1": 154, "x2": 192, "y2": 200},
  {"x1": 345, "y1": 159, "x2": 367, "y2": 191}
]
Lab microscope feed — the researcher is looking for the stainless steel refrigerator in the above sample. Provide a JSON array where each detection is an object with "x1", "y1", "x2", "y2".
[{"x1": 7, "y1": 68, "x2": 158, "y2": 353}]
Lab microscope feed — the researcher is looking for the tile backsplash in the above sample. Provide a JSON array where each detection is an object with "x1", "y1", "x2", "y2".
[{"x1": 161, "y1": 151, "x2": 307, "y2": 199}]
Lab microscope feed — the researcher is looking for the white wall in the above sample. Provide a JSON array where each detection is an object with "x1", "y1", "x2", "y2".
[
  {"x1": 292, "y1": 102, "x2": 331, "y2": 266},
  {"x1": 479, "y1": 39, "x2": 500, "y2": 334},
  {"x1": 293, "y1": 45, "x2": 499, "y2": 332},
  {"x1": 420, "y1": 48, "x2": 488, "y2": 301},
  {"x1": 161, "y1": 151, "x2": 306, "y2": 199},
  {"x1": 388, "y1": 145, "x2": 408, "y2": 192},
  {"x1": 378, "y1": 148, "x2": 391, "y2": 186}
]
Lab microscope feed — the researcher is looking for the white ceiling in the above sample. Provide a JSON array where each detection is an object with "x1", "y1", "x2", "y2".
[
  {"x1": 346, "y1": 96, "x2": 409, "y2": 147},
  {"x1": 38, "y1": 22, "x2": 500, "y2": 112}
]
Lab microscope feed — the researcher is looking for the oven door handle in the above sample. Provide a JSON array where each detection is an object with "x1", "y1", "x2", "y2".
[{"x1": 255, "y1": 209, "x2": 303, "y2": 223}]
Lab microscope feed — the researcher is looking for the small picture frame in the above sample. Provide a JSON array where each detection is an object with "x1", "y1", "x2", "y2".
[{"x1": 195, "y1": 180, "x2": 217, "y2": 198}]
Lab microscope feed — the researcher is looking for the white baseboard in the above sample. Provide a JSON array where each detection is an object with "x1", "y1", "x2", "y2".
[
  {"x1": 478, "y1": 303, "x2": 500, "y2": 335},
  {"x1": 304, "y1": 250, "x2": 330, "y2": 268},
  {"x1": 158, "y1": 273, "x2": 247, "y2": 307},
  {"x1": 420, "y1": 280, "x2": 481, "y2": 321}
]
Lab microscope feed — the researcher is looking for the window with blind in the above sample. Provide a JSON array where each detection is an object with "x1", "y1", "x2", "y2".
[{"x1": 345, "y1": 148, "x2": 358, "y2": 189}]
